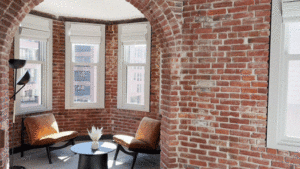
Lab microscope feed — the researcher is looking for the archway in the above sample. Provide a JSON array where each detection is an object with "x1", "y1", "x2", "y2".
[{"x1": 0, "y1": 0, "x2": 182, "y2": 168}]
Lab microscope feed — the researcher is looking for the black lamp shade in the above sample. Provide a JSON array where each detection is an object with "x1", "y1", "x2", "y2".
[
  {"x1": 17, "y1": 70, "x2": 30, "y2": 85},
  {"x1": 9, "y1": 59, "x2": 26, "y2": 69}
]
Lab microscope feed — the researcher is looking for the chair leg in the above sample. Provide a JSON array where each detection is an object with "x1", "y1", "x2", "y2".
[
  {"x1": 131, "y1": 152, "x2": 138, "y2": 169},
  {"x1": 114, "y1": 144, "x2": 121, "y2": 161},
  {"x1": 46, "y1": 146, "x2": 52, "y2": 164},
  {"x1": 21, "y1": 148, "x2": 24, "y2": 157},
  {"x1": 71, "y1": 139, "x2": 75, "y2": 145}
]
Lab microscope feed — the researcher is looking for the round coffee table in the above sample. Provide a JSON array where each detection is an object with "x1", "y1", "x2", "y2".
[{"x1": 71, "y1": 141, "x2": 117, "y2": 169}]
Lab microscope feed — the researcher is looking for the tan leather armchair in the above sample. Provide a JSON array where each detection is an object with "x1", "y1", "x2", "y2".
[
  {"x1": 113, "y1": 117, "x2": 161, "y2": 169},
  {"x1": 22, "y1": 113, "x2": 78, "y2": 164}
]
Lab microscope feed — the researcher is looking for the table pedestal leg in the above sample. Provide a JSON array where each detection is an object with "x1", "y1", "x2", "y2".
[{"x1": 78, "y1": 154, "x2": 108, "y2": 169}]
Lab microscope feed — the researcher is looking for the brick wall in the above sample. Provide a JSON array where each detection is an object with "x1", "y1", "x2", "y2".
[{"x1": 169, "y1": 0, "x2": 300, "y2": 168}]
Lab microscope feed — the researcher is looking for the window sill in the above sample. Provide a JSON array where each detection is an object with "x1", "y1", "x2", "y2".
[
  {"x1": 117, "y1": 104, "x2": 149, "y2": 112},
  {"x1": 16, "y1": 107, "x2": 52, "y2": 115}
]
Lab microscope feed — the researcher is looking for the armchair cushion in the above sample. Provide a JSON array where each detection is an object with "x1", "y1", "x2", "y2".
[
  {"x1": 113, "y1": 135, "x2": 153, "y2": 150},
  {"x1": 135, "y1": 117, "x2": 161, "y2": 149},
  {"x1": 33, "y1": 131, "x2": 78, "y2": 146},
  {"x1": 24, "y1": 113, "x2": 78, "y2": 146}
]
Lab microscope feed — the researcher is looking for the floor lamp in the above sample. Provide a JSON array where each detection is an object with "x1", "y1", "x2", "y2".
[{"x1": 9, "y1": 59, "x2": 30, "y2": 169}]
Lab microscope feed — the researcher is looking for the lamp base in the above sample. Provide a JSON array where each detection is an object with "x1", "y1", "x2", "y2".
[{"x1": 10, "y1": 166, "x2": 26, "y2": 169}]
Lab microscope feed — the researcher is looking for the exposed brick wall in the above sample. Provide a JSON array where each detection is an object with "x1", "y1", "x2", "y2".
[{"x1": 105, "y1": 24, "x2": 119, "y2": 133}]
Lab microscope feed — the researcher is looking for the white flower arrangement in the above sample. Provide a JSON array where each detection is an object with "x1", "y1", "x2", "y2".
[{"x1": 87, "y1": 126, "x2": 103, "y2": 149}]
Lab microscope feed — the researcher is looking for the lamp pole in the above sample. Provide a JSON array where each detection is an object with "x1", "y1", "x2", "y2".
[{"x1": 9, "y1": 59, "x2": 29, "y2": 169}]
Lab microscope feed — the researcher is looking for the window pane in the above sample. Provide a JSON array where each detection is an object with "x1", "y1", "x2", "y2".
[
  {"x1": 20, "y1": 64, "x2": 42, "y2": 108},
  {"x1": 127, "y1": 66, "x2": 144, "y2": 105},
  {"x1": 124, "y1": 45, "x2": 146, "y2": 63},
  {"x1": 20, "y1": 39, "x2": 44, "y2": 61},
  {"x1": 72, "y1": 44, "x2": 99, "y2": 63},
  {"x1": 286, "y1": 22, "x2": 300, "y2": 54},
  {"x1": 73, "y1": 65, "x2": 97, "y2": 103},
  {"x1": 286, "y1": 60, "x2": 300, "y2": 137}
]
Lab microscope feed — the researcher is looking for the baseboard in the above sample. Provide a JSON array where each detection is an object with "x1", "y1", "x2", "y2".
[{"x1": 10, "y1": 134, "x2": 113, "y2": 155}]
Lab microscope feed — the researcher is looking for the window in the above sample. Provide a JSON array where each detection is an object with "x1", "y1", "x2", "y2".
[
  {"x1": 267, "y1": 0, "x2": 300, "y2": 152},
  {"x1": 117, "y1": 22, "x2": 151, "y2": 112},
  {"x1": 14, "y1": 14, "x2": 52, "y2": 114},
  {"x1": 65, "y1": 22, "x2": 105, "y2": 109}
]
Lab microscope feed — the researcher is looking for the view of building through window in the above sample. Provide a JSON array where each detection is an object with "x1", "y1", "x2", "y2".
[
  {"x1": 19, "y1": 39, "x2": 43, "y2": 107},
  {"x1": 72, "y1": 44, "x2": 98, "y2": 103},
  {"x1": 125, "y1": 45, "x2": 146, "y2": 105}
]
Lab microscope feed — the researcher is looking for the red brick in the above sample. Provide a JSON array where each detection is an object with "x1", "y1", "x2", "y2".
[
  {"x1": 195, "y1": 28, "x2": 212, "y2": 34},
  {"x1": 218, "y1": 159, "x2": 238, "y2": 166},
  {"x1": 234, "y1": 0, "x2": 255, "y2": 6},
  {"x1": 272, "y1": 161, "x2": 293, "y2": 168},
  {"x1": 224, "y1": 39, "x2": 244, "y2": 44},
  {"x1": 233, "y1": 12, "x2": 254, "y2": 19},
  {"x1": 213, "y1": 2, "x2": 232, "y2": 8},
  {"x1": 240, "y1": 150, "x2": 260, "y2": 157},
  {"x1": 220, "y1": 123, "x2": 239, "y2": 129},
  {"x1": 190, "y1": 148, "x2": 206, "y2": 155},
  {"x1": 232, "y1": 25, "x2": 253, "y2": 32},
  {"x1": 207, "y1": 9, "x2": 226, "y2": 16},
  {"x1": 201, "y1": 34, "x2": 217, "y2": 39},
  {"x1": 248, "y1": 37, "x2": 269, "y2": 43},
  {"x1": 240, "y1": 162, "x2": 258, "y2": 168},
  {"x1": 228, "y1": 6, "x2": 247, "y2": 13}
]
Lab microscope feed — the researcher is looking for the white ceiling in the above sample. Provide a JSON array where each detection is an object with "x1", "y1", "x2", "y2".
[{"x1": 34, "y1": 0, "x2": 145, "y2": 21}]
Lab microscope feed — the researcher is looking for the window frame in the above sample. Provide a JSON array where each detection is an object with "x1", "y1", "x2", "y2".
[
  {"x1": 14, "y1": 14, "x2": 53, "y2": 115},
  {"x1": 117, "y1": 22, "x2": 151, "y2": 112},
  {"x1": 267, "y1": 0, "x2": 300, "y2": 152},
  {"x1": 65, "y1": 22, "x2": 105, "y2": 109}
]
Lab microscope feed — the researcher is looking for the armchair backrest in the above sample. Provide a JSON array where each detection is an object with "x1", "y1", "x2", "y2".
[
  {"x1": 135, "y1": 117, "x2": 161, "y2": 150},
  {"x1": 24, "y1": 113, "x2": 59, "y2": 145}
]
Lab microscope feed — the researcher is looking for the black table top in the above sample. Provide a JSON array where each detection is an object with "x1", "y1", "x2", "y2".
[{"x1": 71, "y1": 141, "x2": 117, "y2": 155}]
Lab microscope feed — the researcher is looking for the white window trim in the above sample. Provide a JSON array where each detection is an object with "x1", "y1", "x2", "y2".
[
  {"x1": 117, "y1": 22, "x2": 151, "y2": 112},
  {"x1": 14, "y1": 14, "x2": 53, "y2": 115},
  {"x1": 267, "y1": 0, "x2": 300, "y2": 152},
  {"x1": 65, "y1": 22, "x2": 105, "y2": 109}
]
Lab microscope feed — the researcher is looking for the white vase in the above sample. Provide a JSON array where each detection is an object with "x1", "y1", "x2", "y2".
[{"x1": 91, "y1": 141, "x2": 99, "y2": 150}]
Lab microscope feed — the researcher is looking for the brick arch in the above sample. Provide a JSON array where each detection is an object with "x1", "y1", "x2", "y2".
[{"x1": 0, "y1": 0, "x2": 182, "y2": 168}]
